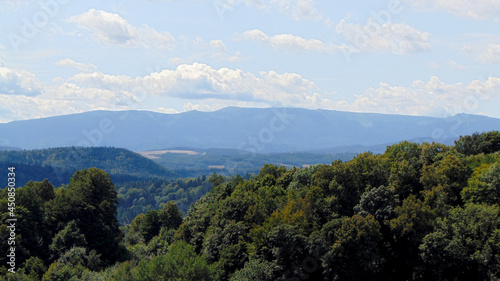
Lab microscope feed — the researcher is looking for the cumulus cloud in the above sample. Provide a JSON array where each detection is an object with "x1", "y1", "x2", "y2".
[
  {"x1": 0, "y1": 81, "x2": 140, "y2": 122},
  {"x1": 0, "y1": 66, "x2": 142, "y2": 122},
  {"x1": 240, "y1": 29, "x2": 348, "y2": 54},
  {"x1": 67, "y1": 63, "x2": 325, "y2": 107},
  {"x1": 240, "y1": 19, "x2": 430, "y2": 56},
  {"x1": 338, "y1": 76, "x2": 500, "y2": 116},
  {"x1": 0, "y1": 67, "x2": 42, "y2": 96},
  {"x1": 0, "y1": 62, "x2": 335, "y2": 121},
  {"x1": 67, "y1": 9, "x2": 175, "y2": 49},
  {"x1": 478, "y1": 44, "x2": 500, "y2": 63},
  {"x1": 335, "y1": 17, "x2": 431, "y2": 54},
  {"x1": 406, "y1": 0, "x2": 500, "y2": 21},
  {"x1": 57, "y1": 58, "x2": 98, "y2": 72}
]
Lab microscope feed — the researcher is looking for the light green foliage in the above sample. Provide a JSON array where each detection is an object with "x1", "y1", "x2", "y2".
[
  {"x1": 132, "y1": 241, "x2": 212, "y2": 281},
  {"x1": 462, "y1": 163, "x2": 500, "y2": 205}
]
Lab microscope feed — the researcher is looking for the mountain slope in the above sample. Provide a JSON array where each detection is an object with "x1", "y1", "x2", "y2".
[
  {"x1": 0, "y1": 147, "x2": 176, "y2": 187},
  {"x1": 0, "y1": 107, "x2": 499, "y2": 152}
]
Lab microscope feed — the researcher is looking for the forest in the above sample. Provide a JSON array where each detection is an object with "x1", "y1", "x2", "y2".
[{"x1": 1, "y1": 131, "x2": 500, "y2": 280}]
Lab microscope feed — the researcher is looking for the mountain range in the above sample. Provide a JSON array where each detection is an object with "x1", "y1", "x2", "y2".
[{"x1": 1, "y1": 107, "x2": 499, "y2": 152}]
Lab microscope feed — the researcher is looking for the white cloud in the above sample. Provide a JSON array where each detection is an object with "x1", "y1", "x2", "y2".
[
  {"x1": 69, "y1": 71, "x2": 135, "y2": 91},
  {"x1": 0, "y1": 94, "x2": 75, "y2": 122},
  {"x1": 155, "y1": 107, "x2": 179, "y2": 114},
  {"x1": 336, "y1": 76, "x2": 500, "y2": 116},
  {"x1": 240, "y1": 21, "x2": 430, "y2": 56},
  {"x1": 0, "y1": 67, "x2": 42, "y2": 96},
  {"x1": 240, "y1": 29, "x2": 348, "y2": 54},
  {"x1": 66, "y1": 63, "x2": 327, "y2": 108},
  {"x1": 218, "y1": 0, "x2": 322, "y2": 21},
  {"x1": 336, "y1": 17, "x2": 431, "y2": 54},
  {"x1": 0, "y1": 82, "x2": 140, "y2": 122},
  {"x1": 68, "y1": 9, "x2": 175, "y2": 49},
  {"x1": 57, "y1": 58, "x2": 98, "y2": 72},
  {"x1": 478, "y1": 44, "x2": 500, "y2": 63},
  {"x1": 209, "y1": 39, "x2": 242, "y2": 61},
  {"x1": 269, "y1": 0, "x2": 322, "y2": 21},
  {"x1": 51, "y1": 83, "x2": 139, "y2": 106},
  {"x1": 0, "y1": 66, "x2": 141, "y2": 122},
  {"x1": 407, "y1": 0, "x2": 500, "y2": 21}
]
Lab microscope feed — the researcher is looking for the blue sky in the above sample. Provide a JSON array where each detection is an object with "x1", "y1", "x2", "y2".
[{"x1": 0, "y1": 0, "x2": 499, "y2": 122}]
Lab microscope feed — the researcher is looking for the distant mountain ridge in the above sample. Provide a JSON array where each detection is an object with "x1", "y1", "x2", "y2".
[{"x1": 0, "y1": 107, "x2": 499, "y2": 152}]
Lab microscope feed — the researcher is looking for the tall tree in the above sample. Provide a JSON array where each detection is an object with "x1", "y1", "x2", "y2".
[{"x1": 67, "y1": 168, "x2": 123, "y2": 263}]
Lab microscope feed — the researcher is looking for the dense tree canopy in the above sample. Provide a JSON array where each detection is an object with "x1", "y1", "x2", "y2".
[{"x1": 1, "y1": 131, "x2": 500, "y2": 280}]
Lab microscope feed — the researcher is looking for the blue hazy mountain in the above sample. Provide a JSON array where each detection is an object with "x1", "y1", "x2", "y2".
[{"x1": 0, "y1": 107, "x2": 499, "y2": 152}]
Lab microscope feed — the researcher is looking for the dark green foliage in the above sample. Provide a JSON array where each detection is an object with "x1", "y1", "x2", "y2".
[
  {"x1": 229, "y1": 258, "x2": 277, "y2": 281},
  {"x1": 455, "y1": 131, "x2": 500, "y2": 156},
  {"x1": 117, "y1": 176, "x2": 212, "y2": 225},
  {"x1": 23, "y1": 256, "x2": 46, "y2": 280},
  {"x1": 126, "y1": 201, "x2": 183, "y2": 244},
  {"x1": 322, "y1": 215, "x2": 384, "y2": 281},
  {"x1": 1, "y1": 131, "x2": 500, "y2": 280},
  {"x1": 0, "y1": 147, "x2": 176, "y2": 187},
  {"x1": 419, "y1": 203, "x2": 500, "y2": 280},
  {"x1": 171, "y1": 134, "x2": 500, "y2": 280},
  {"x1": 354, "y1": 185, "x2": 397, "y2": 221},
  {"x1": 0, "y1": 168, "x2": 126, "y2": 278},
  {"x1": 66, "y1": 168, "x2": 123, "y2": 263},
  {"x1": 49, "y1": 220, "x2": 87, "y2": 259}
]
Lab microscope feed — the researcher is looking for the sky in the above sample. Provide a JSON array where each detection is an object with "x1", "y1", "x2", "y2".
[{"x1": 0, "y1": 0, "x2": 499, "y2": 123}]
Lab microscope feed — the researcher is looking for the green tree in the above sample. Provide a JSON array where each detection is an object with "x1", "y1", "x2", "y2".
[
  {"x1": 322, "y1": 214, "x2": 384, "y2": 281},
  {"x1": 462, "y1": 163, "x2": 500, "y2": 205},
  {"x1": 388, "y1": 195, "x2": 436, "y2": 279},
  {"x1": 420, "y1": 203, "x2": 500, "y2": 280},
  {"x1": 258, "y1": 225, "x2": 308, "y2": 280},
  {"x1": 67, "y1": 168, "x2": 123, "y2": 263},
  {"x1": 229, "y1": 258, "x2": 277, "y2": 281},
  {"x1": 49, "y1": 220, "x2": 87, "y2": 260},
  {"x1": 420, "y1": 152, "x2": 471, "y2": 204},
  {"x1": 141, "y1": 209, "x2": 160, "y2": 242},
  {"x1": 354, "y1": 185, "x2": 397, "y2": 222},
  {"x1": 385, "y1": 141, "x2": 423, "y2": 199},
  {"x1": 132, "y1": 241, "x2": 212, "y2": 281},
  {"x1": 455, "y1": 131, "x2": 500, "y2": 155},
  {"x1": 23, "y1": 256, "x2": 47, "y2": 281},
  {"x1": 158, "y1": 201, "x2": 183, "y2": 230}
]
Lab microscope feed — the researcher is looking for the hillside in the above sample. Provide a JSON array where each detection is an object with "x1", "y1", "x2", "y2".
[
  {"x1": 2, "y1": 131, "x2": 500, "y2": 280},
  {"x1": 0, "y1": 147, "x2": 176, "y2": 187},
  {"x1": 139, "y1": 148, "x2": 357, "y2": 177},
  {"x1": 1, "y1": 107, "x2": 499, "y2": 152}
]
